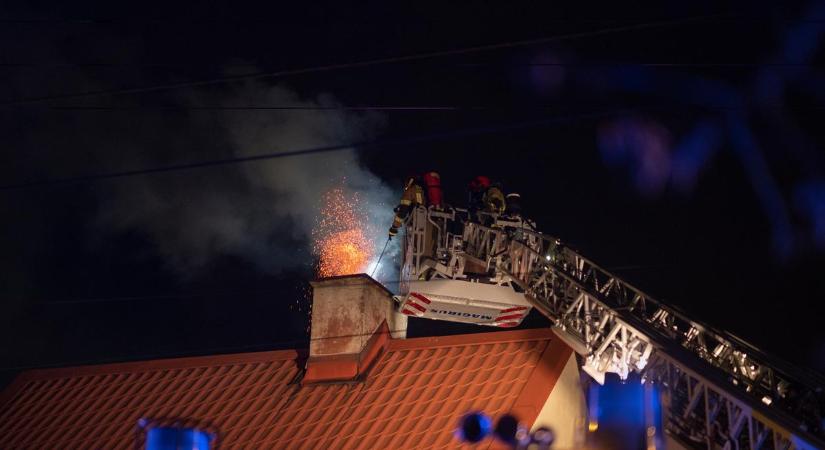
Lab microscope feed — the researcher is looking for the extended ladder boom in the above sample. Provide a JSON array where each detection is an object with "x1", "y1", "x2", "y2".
[{"x1": 399, "y1": 206, "x2": 825, "y2": 449}]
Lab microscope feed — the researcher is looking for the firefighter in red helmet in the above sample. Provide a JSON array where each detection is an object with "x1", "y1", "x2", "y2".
[
  {"x1": 422, "y1": 171, "x2": 443, "y2": 210},
  {"x1": 467, "y1": 175, "x2": 491, "y2": 219},
  {"x1": 389, "y1": 175, "x2": 425, "y2": 238},
  {"x1": 469, "y1": 175, "x2": 491, "y2": 194}
]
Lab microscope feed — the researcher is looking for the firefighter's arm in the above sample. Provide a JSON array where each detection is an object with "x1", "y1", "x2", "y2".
[
  {"x1": 389, "y1": 201, "x2": 411, "y2": 237},
  {"x1": 389, "y1": 213, "x2": 402, "y2": 237}
]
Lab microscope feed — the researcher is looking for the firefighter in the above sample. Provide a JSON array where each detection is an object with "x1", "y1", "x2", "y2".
[
  {"x1": 389, "y1": 175, "x2": 425, "y2": 238},
  {"x1": 503, "y1": 191, "x2": 535, "y2": 240},
  {"x1": 505, "y1": 192, "x2": 522, "y2": 218},
  {"x1": 483, "y1": 182, "x2": 506, "y2": 215},
  {"x1": 422, "y1": 171, "x2": 443, "y2": 209},
  {"x1": 467, "y1": 175, "x2": 491, "y2": 220}
]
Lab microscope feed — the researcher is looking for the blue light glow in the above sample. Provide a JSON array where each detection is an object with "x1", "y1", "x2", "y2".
[
  {"x1": 795, "y1": 180, "x2": 825, "y2": 248},
  {"x1": 146, "y1": 427, "x2": 212, "y2": 450},
  {"x1": 588, "y1": 373, "x2": 662, "y2": 448},
  {"x1": 455, "y1": 411, "x2": 493, "y2": 443},
  {"x1": 584, "y1": 0, "x2": 825, "y2": 257},
  {"x1": 598, "y1": 118, "x2": 672, "y2": 196}
]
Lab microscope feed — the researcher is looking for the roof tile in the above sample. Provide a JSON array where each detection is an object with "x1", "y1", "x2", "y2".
[{"x1": 0, "y1": 329, "x2": 569, "y2": 449}]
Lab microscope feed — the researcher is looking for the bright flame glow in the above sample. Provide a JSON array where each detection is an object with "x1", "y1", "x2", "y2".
[
  {"x1": 365, "y1": 258, "x2": 380, "y2": 276},
  {"x1": 313, "y1": 187, "x2": 375, "y2": 277}
]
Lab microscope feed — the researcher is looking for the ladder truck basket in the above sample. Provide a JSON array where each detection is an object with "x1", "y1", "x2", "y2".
[
  {"x1": 396, "y1": 206, "x2": 532, "y2": 328},
  {"x1": 397, "y1": 279, "x2": 532, "y2": 327}
]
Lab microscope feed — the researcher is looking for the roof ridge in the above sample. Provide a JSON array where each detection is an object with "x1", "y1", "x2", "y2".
[
  {"x1": 0, "y1": 328, "x2": 554, "y2": 398},
  {"x1": 3, "y1": 348, "x2": 303, "y2": 385}
]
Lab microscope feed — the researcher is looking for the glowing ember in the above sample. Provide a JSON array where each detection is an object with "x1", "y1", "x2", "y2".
[
  {"x1": 313, "y1": 187, "x2": 374, "y2": 277},
  {"x1": 317, "y1": 229, "x2": 370, "y2": 276}
]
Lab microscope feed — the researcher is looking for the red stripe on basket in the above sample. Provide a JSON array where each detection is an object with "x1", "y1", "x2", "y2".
[
  {"x1": 409, "y1": 292, "x2": 432, "y2": 304},
  {"x1": 500, "y1": 306, "x2": 529, "y2": 313},
  {"x1": 495, "y1": 313, "x2": 525, "y2": 322},
  {"x1": 408, "y1": 301, "x2": 427, "y2": 313}
]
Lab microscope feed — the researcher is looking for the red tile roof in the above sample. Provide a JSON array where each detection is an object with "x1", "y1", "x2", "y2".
[{"x1": 0, "y1": 328, "x2": 571, "y2": 449}]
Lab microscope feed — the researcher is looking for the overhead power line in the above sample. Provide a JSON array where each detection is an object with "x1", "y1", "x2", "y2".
[
  {"x1": 0, "y1": 15, "x2": 820, "y2": 24},
  {"x1": 39, "y1": 291, "x2": 284, "y2": 305},
  {"x1": 0, "y1": 108, "x2": 633, "y2": 192},
  {"x1": 46, "y1": 104, "x2": 825, "y2": 112},
  {"x1": 0, "y1": 13, "x2": 733, "y2": 108},
  {"x1": 50, "y1": 105, "x2": 470, "y2": 111},
  {"x1": 38, "y1": 266, "x2": 672, "y2": 306},
  {"x1": 1, "y1": 61, "x2": 821, "y2": 69}
]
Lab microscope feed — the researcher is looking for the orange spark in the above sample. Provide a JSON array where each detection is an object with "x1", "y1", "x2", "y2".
[{"x1": 313, "y1": 187, "x2": 374, "y2": 277}]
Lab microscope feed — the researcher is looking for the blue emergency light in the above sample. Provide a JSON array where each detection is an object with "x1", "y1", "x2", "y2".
[
  {"x1": 146, "y1": 427, "x2": 212, "y2": 450},
  {"x1": 139, "y1": 418, "x2": 215, "y2": 450},
  {"x1": 456, "y1": 411, "x2": 492, "y2": 443}
]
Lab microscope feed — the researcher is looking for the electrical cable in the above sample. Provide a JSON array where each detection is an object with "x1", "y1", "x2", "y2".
[
  {"x1": 39, "y1": 290, "x2": 294, "y2": 305},
  {"x1": 38, "y1": 263, "x2": 673, "y2": 305},
  {"x1": 0, "y1": 13, "x2": 734, "y2": 108},
  {"x1": 0, "y1": 16, "x2": 786, "y2": 24},
  {"x1": 0, "y1": 107, "x2": 630, "y2": 191},
  {"x1": 45, "y1": 104, "x2": 825, "y2": 112},
  {"x1": 2, "y1": 61, "x2": 821, "y2": 69}
]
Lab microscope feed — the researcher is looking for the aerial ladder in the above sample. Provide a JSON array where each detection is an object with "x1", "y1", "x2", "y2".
[{"x1": 394, "y1": 205, "x2": 825, "y2": 449}]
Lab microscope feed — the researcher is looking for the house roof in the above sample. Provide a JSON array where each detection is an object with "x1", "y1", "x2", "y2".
[{"x1": 0, "y1": 328, "x2": 571, "y2": 450}]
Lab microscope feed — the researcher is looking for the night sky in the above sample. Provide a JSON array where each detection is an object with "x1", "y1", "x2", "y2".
[{"x1": 2, "y1": 1, "x2": 825, "y2": 390}]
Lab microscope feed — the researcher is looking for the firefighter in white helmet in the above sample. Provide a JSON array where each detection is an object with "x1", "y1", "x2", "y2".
[{"x1": 505, "y1": 192, "x2": 522, "y2": 218}]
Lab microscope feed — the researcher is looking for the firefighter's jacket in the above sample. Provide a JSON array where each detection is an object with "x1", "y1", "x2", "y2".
[
  {"x1": 482, "y1": 186, "x2": 506, "y2": 215},
  {"x1": 390, "y1": 181, "x2": 425, "y2": 235}
]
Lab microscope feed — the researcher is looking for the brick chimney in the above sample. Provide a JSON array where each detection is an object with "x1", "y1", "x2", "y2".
[{"x1": 303, "y1": 274, "x2": 407, "y2": 384}]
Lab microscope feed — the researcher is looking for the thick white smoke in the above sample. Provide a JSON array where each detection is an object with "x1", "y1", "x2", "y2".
[{"x1": 95, "y1": 82, "x2": 397, "y2": 275}]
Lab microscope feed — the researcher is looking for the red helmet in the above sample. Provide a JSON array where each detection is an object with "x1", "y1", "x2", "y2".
[
  {"x1": 423, "y1": 171, "x2": 441, "y2": 185},
  {"x1": 469, "y1": 175, "x2": 491, "y2": 191}
]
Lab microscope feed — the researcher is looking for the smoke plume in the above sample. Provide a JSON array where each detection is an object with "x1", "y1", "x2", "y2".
[{"x1": 92, "y1": 82, "x2": 396, "y2": 275}]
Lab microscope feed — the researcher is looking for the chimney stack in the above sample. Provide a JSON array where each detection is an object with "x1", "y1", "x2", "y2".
[{"x1": 303, "y1": 274, "x2": 407, "y2": 384}]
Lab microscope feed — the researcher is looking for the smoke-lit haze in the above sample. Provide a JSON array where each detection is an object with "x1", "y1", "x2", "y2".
[
  {"x1": 3, "y1": 77, "x2": 397, "y2": 278},
  {"x1": 92, "y1": 82, "x2": 396, "y2": 274}
]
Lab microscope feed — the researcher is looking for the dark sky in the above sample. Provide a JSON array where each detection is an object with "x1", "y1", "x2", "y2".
[{"x1": 2, "y1": 0, "x2": 825, "y2": 389}]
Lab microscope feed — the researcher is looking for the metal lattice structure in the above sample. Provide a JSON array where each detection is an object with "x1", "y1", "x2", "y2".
[{"x1": 401, "y1": 206, "x2": 825, "y2": 449}]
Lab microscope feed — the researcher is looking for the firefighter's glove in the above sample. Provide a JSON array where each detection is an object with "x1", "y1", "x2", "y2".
[{"x1": 388, "y1": 226, "x2": 398, "y2": 238}]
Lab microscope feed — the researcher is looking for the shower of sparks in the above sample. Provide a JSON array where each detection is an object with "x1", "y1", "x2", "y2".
[{"x1": 313, "y1": 187, "x2": 375, "y2": 277}]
